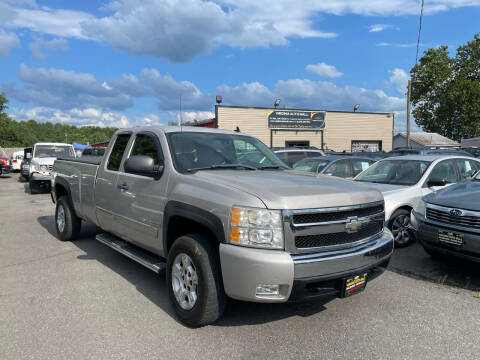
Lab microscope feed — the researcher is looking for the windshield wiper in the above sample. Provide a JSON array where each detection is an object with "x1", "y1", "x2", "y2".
[
  {"x1": 257, "y1": 165, "x2": 287, "y2": 170},
  {"x1": 186, "y1": 164, "x2": 257, "y2": 172}
]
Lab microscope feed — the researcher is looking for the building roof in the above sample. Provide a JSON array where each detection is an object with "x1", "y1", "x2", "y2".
[{"x1": 395, "y1": 132, "x2": 459, "y2": 147}]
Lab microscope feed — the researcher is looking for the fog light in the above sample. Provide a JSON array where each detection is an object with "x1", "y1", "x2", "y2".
[{"x1": 256, "y1": 284, "x2": 280, "y2": 297}]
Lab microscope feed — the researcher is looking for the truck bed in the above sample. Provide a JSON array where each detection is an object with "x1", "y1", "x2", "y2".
[{"x1": 54, "y1": 158, "x2": 100, "y2": 224}]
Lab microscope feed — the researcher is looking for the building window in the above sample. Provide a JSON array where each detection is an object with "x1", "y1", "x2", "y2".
[
  {"x1": 351, "y1": 140, "x2": 382, "y2": 152},
  {"x1": 285, "y1": 140, "x2": 310, "y2": 148}
]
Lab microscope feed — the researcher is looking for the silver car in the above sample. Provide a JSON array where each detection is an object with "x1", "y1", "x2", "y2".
[{"x1": 355, "y1": 155, "x2": 480, "y2": 247}]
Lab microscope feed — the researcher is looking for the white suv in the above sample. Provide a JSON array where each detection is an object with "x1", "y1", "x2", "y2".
[{"x1": 29, "y1": 142, "x2": 75, "y2": 194}]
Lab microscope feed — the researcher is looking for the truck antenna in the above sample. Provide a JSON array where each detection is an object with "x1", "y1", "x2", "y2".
[{"x1": 179, "y1": 94, "x2": 183, "y2": 132}]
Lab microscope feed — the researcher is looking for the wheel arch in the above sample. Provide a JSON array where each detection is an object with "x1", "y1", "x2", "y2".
[{"x1": 163, "y1": 201, "x2": 225, "y2": 257}]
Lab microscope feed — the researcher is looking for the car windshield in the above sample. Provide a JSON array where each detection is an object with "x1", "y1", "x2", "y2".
[
  {"x1": 34, "y1": 145, "x2": 75, "y2": 158},
  {"x1": 293, "y1": 159, "x2": 330, "y2": 172},
  {"x1": 355, "y1": 159, "x2": 431, "y2": 185},
  {"x1": 167, "y1": 132, "x2": 287, "y2": 172}
]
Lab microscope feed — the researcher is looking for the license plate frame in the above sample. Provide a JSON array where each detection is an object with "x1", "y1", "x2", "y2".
[
  {"x1": 438, "y1": 230, "x2": 463, "y2": 246},
  {"x1": 342, "y1": 273, "x2": 367, "y2": 297}
]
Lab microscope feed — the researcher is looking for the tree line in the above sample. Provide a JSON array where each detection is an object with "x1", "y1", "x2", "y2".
[{"x1": 0, "y1": 93, "x2": 117, "y2": 148}]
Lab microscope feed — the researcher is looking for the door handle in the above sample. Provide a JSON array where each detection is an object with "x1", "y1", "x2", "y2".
[{"x1": 117, "y1": 183, "x2": 129, "y2": 191}]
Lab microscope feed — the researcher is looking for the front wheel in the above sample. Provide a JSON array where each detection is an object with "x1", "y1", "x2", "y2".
[
  {"x1": 55, "y1": 196, "x2": 81, "y2": 241},
  {"x1": 389, "y1": 209, "x2": 415, "y2": 248},
  {"x1": 166, "y1": 234, "x2": 226, "y2": 327}
]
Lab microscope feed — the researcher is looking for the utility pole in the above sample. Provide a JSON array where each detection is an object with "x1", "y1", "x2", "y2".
[
  {"x1": 406, "y1": 79, "x2": 412, "y2": 148},
  {"x1": 179, "y1": 95, "x2": 182, "y2": 126}
]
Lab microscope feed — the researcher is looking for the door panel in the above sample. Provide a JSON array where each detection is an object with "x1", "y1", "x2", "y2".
[
  {"x1": 114, "y1": 133, "x2": 167, "y2": 254},
  {"x1": 95, "y1": 133, "x2": 132, "y2": 235}
]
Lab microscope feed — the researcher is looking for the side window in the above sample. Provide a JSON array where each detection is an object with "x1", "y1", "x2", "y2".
[
  {"x1": 455, "y1": 159, "x2": 480, "y2": 180},
  {"x1": 305, "y1": 151, "x2": 321, "y2": 158},
  {"x1": 107, "y1": 134, "x2": 131, "y2": 171},
  {"x1": 130, "y1": 134, "x2": 162, "y2": 165},
  {"x1": 428, "y1": 160, "x2": 458, "y2": 183},
  {"x1": 287, "y1": 152, "x2": 306, "y2": 167},
  {"x1": 275, "y1": 152, "x2": 289, "y2": 163},
  {"x1": 352, "y1": 160, "x2": 373, "y2": 177},
  {"x1": 325, "y1": 160, "x2": 351, "y2": 178}
]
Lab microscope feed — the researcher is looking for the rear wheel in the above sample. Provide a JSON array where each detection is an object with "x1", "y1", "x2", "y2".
[
  {"x1": 166, "y1": 234, "x2": 226, "y2": 327},
  {"x1": 389, "y1": 209, "x2": 415, "y2": 248},
  {"x1": 55, "y1": 196, "x2": 81, "y2": 241}
]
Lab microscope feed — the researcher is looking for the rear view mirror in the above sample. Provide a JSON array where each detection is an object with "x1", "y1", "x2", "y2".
[
  {"x1": 427, "y1": 178, "x2": 447, "y2": 187},
  {"x1": 124, "y1": 155, "x2": 164, "y2": 179}
]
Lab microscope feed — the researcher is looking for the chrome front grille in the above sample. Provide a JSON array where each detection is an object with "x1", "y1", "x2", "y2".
[
  {"x1": 426, "y1": 204, "x2": 480, "y2": 229},
  {"x1": 284, "y1": 201, "x2": 385, "y2": 253}
]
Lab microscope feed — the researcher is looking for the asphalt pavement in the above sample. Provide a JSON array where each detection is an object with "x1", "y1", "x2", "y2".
[{"x1": 1, "y1": 174, "x2": 479, "y2": 360}]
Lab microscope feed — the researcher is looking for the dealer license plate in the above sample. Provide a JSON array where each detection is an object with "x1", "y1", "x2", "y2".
[
  {"x1": 438, "y1": 231, "x2": 463, "y2": 246},
  {"x1": 343, "y1": 273, "x2": 367, "y2": 297}
]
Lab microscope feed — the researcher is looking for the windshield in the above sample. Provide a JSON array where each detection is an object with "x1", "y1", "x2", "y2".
[
  {"x1": 167, "y1": 132, "x2": 287, "y2": 172},
  {"x1": 355, "y1": 159, "x2": 431, "y2": 185},
  {"x1": 34, "y1": 145, "x2": 75, "y2": 158},
  {"x1": 293, "y1": 159, "x2": 330, "y2": 172}
]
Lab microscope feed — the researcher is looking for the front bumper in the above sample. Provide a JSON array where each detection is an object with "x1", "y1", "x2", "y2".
[
  {"x1": 219, "y1": 229, "x2": 393, "y2": 302},
  {"x1": 412, "y1": 210, "x2": 480, "y2": 263},
  {"x1": 30, "y1": 172, "x2": 52, "y2": 181}
]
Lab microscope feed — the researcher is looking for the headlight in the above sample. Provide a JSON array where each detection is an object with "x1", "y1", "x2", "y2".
[
  {"x1": 30, "y1": 164, "x2": 37, "y2": 171},
  {"x1": 229, "y1": 206, "x2": 284, "y2": 249},
  {"x1": 40, "y1": 165, "x2": 48, "y2": 171}
]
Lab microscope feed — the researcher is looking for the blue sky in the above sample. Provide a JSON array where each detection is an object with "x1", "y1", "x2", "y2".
[{"x1": 0, "y1": 0, "x2": 479, "y2": 132}]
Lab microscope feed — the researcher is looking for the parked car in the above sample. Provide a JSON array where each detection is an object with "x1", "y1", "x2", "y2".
[
  {"x1": 81, "y1": 147, "x2": 106, "y2": 157},
  {"x1": 0, "y1": 157, "x2": 11, "y2": 175},
  {"x1": 388, "y1": 148, "x2": 473, "y2": 157},
  {"x1": 274, "y1": 148, "x2": 326, "y2": 167},
  {"x1": 29, "y1": 142, "x2": 75, "y2": 194},
  {"x1": 52, "y1": 126, "x2": 393, "y2": 326},
  {"x1": 354, "y1": 155, "x2": 480, "y2": 247},
  {"x1": 10, "y1": 150, "x2": 24, "y2": 172},
  {"x1": 20, "y1": 147, "x2": 33, "y2": 181},
  {"x1": 461, "y1": 147, "x2": 480, "y2": 158},
  {"x1": 411, "y1": 170, "x2": 480, "y2": 262},
  {"x1": 292, "y1": 156, "x2": 374, "y2": 179}
]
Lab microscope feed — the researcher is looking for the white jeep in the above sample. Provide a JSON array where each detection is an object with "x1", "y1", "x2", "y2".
[{"x1": 29, "y1": 142, "x2": 75, "y2": 194}]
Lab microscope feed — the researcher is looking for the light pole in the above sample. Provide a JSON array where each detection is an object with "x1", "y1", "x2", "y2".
[
  {"x1": 406, "y1": 79, "x2": 412, "y2": 148},
  {"x1": 274, "y1": 99, "x2": 281, "y2": 109},
  {"x1": 353, "y1": 104, "x2": 360, "y2": 112}
]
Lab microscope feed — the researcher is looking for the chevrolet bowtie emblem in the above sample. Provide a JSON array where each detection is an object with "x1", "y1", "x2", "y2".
[{"x1": 345, "y1": 217, "x2": 362, "y2": 233}]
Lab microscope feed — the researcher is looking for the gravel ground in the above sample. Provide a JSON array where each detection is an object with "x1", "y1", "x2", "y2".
[{"x1": 1, "y1": 174, "x2": 479, "y2": 360}]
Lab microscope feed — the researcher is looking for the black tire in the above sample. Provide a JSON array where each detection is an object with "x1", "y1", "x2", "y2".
[
  {"x1": 55, "y1": 196, "x2": 81, "y2": 241},
  {"x1": 166, "y1": 234, "x2": 226, "y2": 327},
  {"x1": 388, "y1": 208, "x2": 415, "y2": 248},
  {"x1": 29, "y1": 179, "x2": 38, "y2": 194}
]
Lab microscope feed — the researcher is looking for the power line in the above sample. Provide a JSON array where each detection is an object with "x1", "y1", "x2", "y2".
[{"x1": 415, "y1": 0, "x2": 425, "y2": 64}]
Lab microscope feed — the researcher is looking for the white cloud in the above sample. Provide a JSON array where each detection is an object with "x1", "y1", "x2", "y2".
[
  {"x1": 0, "y1": 28, "x2": 20, "y2": 57},
  {"x1": 376, "y1": 42, "x2": 416, "y2": 48},
  {"x1": 306, "y1": 62, "x2": 343, "y2": 78},
  {"x1": 2, "y1": 0, "x2": 480, "y2": 62},
  {"x1": 368, "y1": 24, "x2": 394, "y2": 32},
  {"x1": 171, "y1": 111, "x2": 215, "y2": 123},
  {"x1": 28, "y1": 36, "x2": 68, "y2": 61},
  {"x1": 389, "y1": 68, "x2": 409, "y2": 93}
]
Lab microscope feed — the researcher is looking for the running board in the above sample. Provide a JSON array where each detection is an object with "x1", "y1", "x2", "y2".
[{"x1": 96, "y1": 233, "x2": 166, "y2": 273}]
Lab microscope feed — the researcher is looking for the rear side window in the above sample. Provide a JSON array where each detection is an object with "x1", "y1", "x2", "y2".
[
  {"x1": 286, "y1": 152, "x2": 307, "y2": 167},
  {"x1": 325, "y1": 159, "x2": 351, "y2": 178},
  {"x1": 107, "y1": 134, "x2": 131, "y2": 171},
  {"x1": 130, "y1": 134, "x2": 162, "y2": 165},
  {"x1": 352, "y1": 159, "x2": 373, "y2": 177},
  {"x1": 455, "y1": 159, "x2": 480, "y2": 180}
]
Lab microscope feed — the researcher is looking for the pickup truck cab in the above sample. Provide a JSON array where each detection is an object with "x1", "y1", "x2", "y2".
[
  {"x1": 30, "y1": 142, "x2": 75, "y2": 193},
  {"x1": 52, "y1": 126, "x2": 393, "y2": 327}
]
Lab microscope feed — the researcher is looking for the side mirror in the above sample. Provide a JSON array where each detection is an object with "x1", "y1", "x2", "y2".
[
  {"x1": 124, "y1": 155, "x2": 164, "y2": 179},
  {"x1": 427, "y1": 178, "x2": 447, "y2": 187}
]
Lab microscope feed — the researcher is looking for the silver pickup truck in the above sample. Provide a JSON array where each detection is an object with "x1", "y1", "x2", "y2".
[{"x1": 52, "y1": 126, "x2": 393, "y2": 327}]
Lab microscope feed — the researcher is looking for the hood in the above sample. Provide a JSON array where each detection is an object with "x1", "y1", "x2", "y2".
[
  {"x1": 358, "y1": 182, "x2": 407, "y2": 195},
  {"x1": 425, "y1": 180, "x2": 480, "y2": 211},
  {"x1": 32, "y1": 157, "x2": 56, "y2": 165},
  {"x1": 193, "y1": 170, "x2": 383, "y2": 209}
]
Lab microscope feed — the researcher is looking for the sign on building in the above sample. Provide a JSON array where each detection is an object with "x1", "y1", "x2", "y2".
[{"x1": 268, "y1": 110, "x2": 326, "y2": 129}]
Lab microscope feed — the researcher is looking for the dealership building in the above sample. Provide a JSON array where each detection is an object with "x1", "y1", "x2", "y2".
[{"x1": 199, "y1": 105, "x2": 395, "y2": 152}]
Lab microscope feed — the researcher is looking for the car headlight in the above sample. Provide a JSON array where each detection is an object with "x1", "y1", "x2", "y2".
[
  {"x1": 229, "y1": 206, "x2": 284, "y2": 249},
  {"x1": 40, "y1": 165, "x2": 48, "y2": 171},
  {"x1": 30, "y1": 164, "x2": 37, "y2": 171}
]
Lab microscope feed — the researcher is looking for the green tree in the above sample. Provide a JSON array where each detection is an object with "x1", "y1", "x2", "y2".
[{"x1": 411, "y1": 34, "x2": 480, "y2": 141}]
